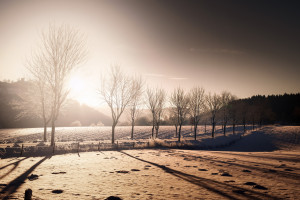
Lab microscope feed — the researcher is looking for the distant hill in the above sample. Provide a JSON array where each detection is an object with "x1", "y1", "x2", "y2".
[{"x1": 0, "y1": 80, "x2": 112, "y2": 128}]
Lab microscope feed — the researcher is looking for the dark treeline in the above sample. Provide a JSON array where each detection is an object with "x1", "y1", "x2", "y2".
[
  {"x1": 0, "y1": 80, "x2": 112, "y2": 128},
  {"x1": 234, "y1": 94, "x2": 300, "y2": 125}
]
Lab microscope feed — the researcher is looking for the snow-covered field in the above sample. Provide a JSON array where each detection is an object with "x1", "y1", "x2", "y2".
[
  {"x1": 0, "y1": 125, "x2": 249, "y2": 143},
  {"x1": 0, "y1": 125, "x2": 299, "y2": 199}
]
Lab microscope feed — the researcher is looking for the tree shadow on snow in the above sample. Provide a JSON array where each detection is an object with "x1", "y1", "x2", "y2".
[
  {"x1": 214, "y1": 130, "x2": 279, "y2": 152},
  {"x1": 0, "y1": 156, "x2": 51, "y2": 200},
  {"x1": 121, "y1": 151, "x2": 280, "y2": 200},
  {"x1": 0, "y1": 157, "x2": 29, "y2": 180}
]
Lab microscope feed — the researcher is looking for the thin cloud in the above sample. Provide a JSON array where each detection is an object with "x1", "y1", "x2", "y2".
[
  {"x1": 145, "y1": 73, "x2": 165, "y2": 77},
  {"x1": 189, "y1": 48, "x2": 245, "y2": 55},
  {"x1": 168, "y1": 77, "x2": 188, "y2": 80}
]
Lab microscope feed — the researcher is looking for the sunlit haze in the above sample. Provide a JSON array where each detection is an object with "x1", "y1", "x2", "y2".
[{"x1": 0, "y1": 0, "x2": 299, "y2": 108}]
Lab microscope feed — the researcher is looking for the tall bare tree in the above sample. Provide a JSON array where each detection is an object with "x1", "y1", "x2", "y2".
[
  {"x1": 206, "y1": 93, "x2": 222, "y2": 138},
  {"x1": 237, "y1": 101, "x2": 248, "y2": 134},
  {"x1": 128, "y1": 76, "x2": 144, "y2": 139},
  {"x1": 11, "y1": 79, "x2": 52, "y2": 142},
  {"x1": 169, "y1": 108, "x2": 179, "y2": 137},
  {"x1": 220, "y1": 91, "x2": 237, "y2": 136},
  {"x1": 189, "y1": 87, "x2": 205, "y2": 140},
  {"x1": 28, "y1": 23, "x2": 87, "y2": 146},
  {"x1": 147, "y1": 88, "x2": 157, "y2": 138},
  {"x1": 146, "y1": 88, "x2": 166, "y2": 139},
  {"x1": 100, "y1": 65, "x2": 137, "y2": 144},
  {"x1": 154, "y1": 89, "x2": 166, "y2": 138},
  {"x1": 170, "y1": 87, "x2": 190, "y2": 142},
  {"x1": 229, "y1": 101, "x2": 238, "y2": 135}
]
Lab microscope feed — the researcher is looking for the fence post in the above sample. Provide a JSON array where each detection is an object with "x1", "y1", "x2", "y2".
[{"x1": 20, "y1": 144, "x2": 24, "y2": 156}]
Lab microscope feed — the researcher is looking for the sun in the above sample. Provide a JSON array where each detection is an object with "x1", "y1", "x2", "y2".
[
  {"x1": 68, "y1": 76, "x2": 85, "y2": 93},
  {"x1": 67, "y1": 76, "x2": 99, "y2": 107}
]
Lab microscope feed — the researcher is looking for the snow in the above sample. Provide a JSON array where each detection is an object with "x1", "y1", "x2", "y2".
[{"x1": 0, "y1": 125, "x2": 299, "y2": 199}]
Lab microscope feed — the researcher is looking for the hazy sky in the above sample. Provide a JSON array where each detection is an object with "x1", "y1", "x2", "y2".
[{"x1": 0, "y1": 0, "x2": 299, "y2": 107}]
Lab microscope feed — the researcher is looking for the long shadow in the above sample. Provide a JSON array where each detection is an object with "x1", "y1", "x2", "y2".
[
  {"x1": 121, "y1": 151, "x2": 280, "y2": 200},
  {"x1": 0, "y1": 156, "x2": 51, "y2": 200},
  {"x1": 215, "y1": 131, "x2": 279, "y2": 152},
  {"x1": 210, "y1": 151, "x2": 300, "y2": 164},
  {"x1": 176, "y1": 153, "x2": 300, "y2": 180},
  {"x1": 0, "y1": 157, "x2": 29, "y2": 180},
  {"x1": 0, "y1": 157, "x2": 28, "y2": 170}
]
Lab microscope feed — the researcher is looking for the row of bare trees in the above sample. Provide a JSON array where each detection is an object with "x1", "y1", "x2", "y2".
[
  {"x1": 99, "y1": 65, "x2": 239, "y2": 143},
  {"x1": 22, "y1": 24, "x2": 243, "y2": 145}
]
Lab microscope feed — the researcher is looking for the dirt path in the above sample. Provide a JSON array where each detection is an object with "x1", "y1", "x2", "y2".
[{"x1": 0, "y1": 149, "x2": 299, "y2": 199}]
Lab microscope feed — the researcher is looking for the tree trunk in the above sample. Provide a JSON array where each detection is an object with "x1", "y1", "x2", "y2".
[
  {"x1": 50, "y1": 120, "x2": 55, "y2": 146},
  {"x1": 233, "y1": 123, "x2": 235, "y2": 135},
  {"x1": 223, "y1": 122, "x2": 227, "y2": 136},
  {"x1": 43, "y1": 124, "x2": 47, "y2": 142},
  {"x1": 204, "y1": 122, "x2": 207, "y2": 133},
  {"x1": 211, "y1": 116, "x2": 215, "y2": 138},
  {"x1": 151, "y1": 126, "x2": 154, "y2": 139},
  {"x1": 194, "y1": 124, "x2": 198, "y2": 140},
  {"x1": 112, "y1": 124, "x2": 116, "y2": 144},
  {"x1": 212, "y1": 123, "x2": 215, "y2": 138},
  {"x1": 178, "y1": 124, "x2": 182, "y2": 142},
  {"x1": 151, "y1": 121, "x2": 155, "y2": 139},
  {"x1": 131, "y1": 121, "x2": 134, "y2": 140},
  {"x1": 155, "y1": 126, "x2": 159, "y2": 138}
]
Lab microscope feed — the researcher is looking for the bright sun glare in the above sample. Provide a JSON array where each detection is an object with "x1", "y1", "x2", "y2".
[
  {"x1": 67, "y1": 76, "x2": 99, "y2": 107},
  {"x1": 69, "y1": 76, "x2": 85, "y2": 93}
]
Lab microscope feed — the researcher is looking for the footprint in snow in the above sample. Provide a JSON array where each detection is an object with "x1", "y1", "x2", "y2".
[
  {"x1": 116, "y1": 170, "x2": 130, "y2": 174},
  {"x1": 253, "y1": 185, "x2": 268, "y2": 190},
  {"x1": 244, "y1": 182, "x2": 257, "y2": 186},
  {"x1": 242, "y1": 169, "x2": 251, "y2": 173},
  {"x1": 28, "y1": 174, "x2": 39, "y2": 181},
  {"x1": 52, "y1": 189, "x2": 63, "y2": 194},
  {"x1": 131, "y1": 169, "x2": 140, "y2": 171},
  {"x1": 221, "y1": 172, "x2": 232, "y2": 177}
]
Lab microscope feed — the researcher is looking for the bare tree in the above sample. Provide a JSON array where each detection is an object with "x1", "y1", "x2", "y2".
[
  {"x1": 154, "y1": 89, "x2": 166, "y2": 138},
  {"x1": 12, "y1": 79, "x2": 52, "y2": 142},
  {"x1": 206, "y1": 93, "x2": 222, "y2": 138},
  {"x1": 237, "y1": 101, "x2": 248, "y2": 134},
  {"x1": 146, "y1": 87, "x2": 166, "y2": 139},
  {"x1": 28, "y1": 23, "x2": 87, "y2": 146},
  {"x1": 146, "y1": 88, "x2": 157, "y2": 138},
  {"x1": 128, "y1": 76, "x2": 144, "y2": 139},
  {"x1": 189, "y1": 87, "x2": 205, "y2": 140},
  {"x1": 220, "y1": 91, "x2": 237, "y2": 136},
  {"x1": 229, "y1": 100, "x2": 238, "y2": 135},
  {"x1": 169, "y1": 108, "x2": 179, "y2": 137},
  {"x1": 170, "y1": 87, "x2": 190, "y2": 142},
  {"x1": 100, "y1": 65, "x2": 137, "y2": 144}
]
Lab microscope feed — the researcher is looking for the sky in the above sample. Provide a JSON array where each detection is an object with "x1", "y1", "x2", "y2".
[{"x1": 0, "y1": 0, "x2": 299, "y2": 108}]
